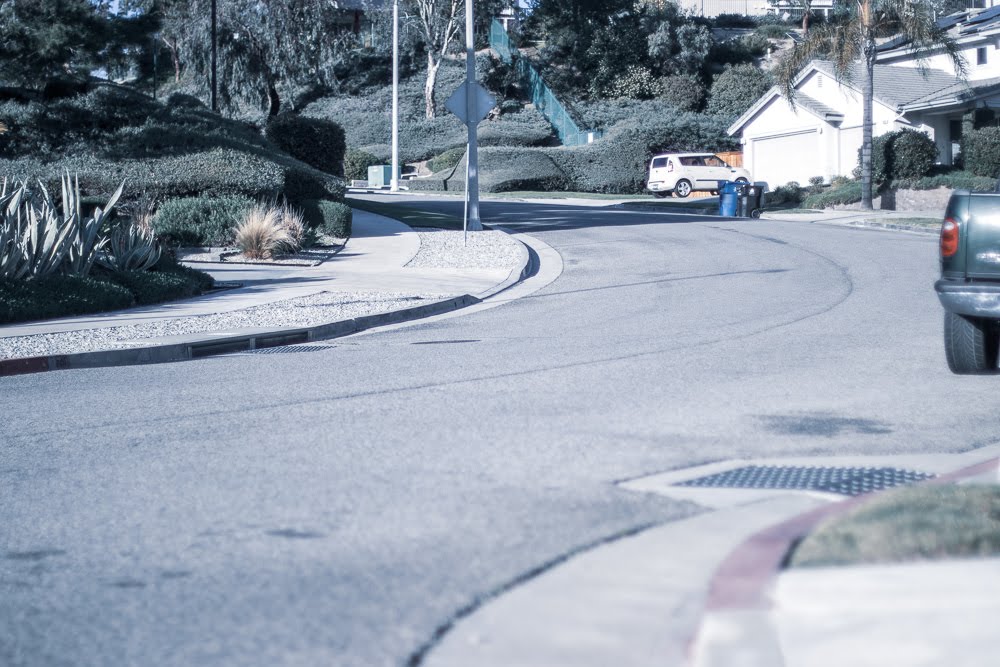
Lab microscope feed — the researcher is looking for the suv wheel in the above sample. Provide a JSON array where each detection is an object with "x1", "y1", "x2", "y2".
[
  {"x1": 653, "y1": 191, "x2": 669, "y2": 198},
  {"x1": 944, "y1": 312, "x2": 999, "y2": 374},
  {"x1": 674, "y1": 179, "x2": 692, "y2": 198}
]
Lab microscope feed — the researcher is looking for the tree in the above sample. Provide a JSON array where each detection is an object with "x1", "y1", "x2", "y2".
[
  {"x1": 775, "y1": 0, "x2": 964, "y2": 210},
  {"x1": 407, "y1": 0, "x2": 463, "y2": 119},
  {"x1": 708, "y1": 63, "x2": 773, "y2": 121},
  {"x1": 0, "y1": 0, "x2": 112, "y2": 86}
]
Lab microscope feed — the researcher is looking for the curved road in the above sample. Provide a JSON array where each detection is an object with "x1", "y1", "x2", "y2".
[{"x1": 2, "y1": 199, "x2": 997, "y2": 666}]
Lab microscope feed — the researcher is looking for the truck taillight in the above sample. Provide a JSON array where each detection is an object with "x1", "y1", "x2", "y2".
[{"x1": 941, "y1": 218, "x2": 959, "y2": 257}]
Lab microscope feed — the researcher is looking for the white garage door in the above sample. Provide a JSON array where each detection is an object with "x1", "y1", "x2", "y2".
[{"x1": 751, "y1": 130, "x2": 819, "y2": 190}]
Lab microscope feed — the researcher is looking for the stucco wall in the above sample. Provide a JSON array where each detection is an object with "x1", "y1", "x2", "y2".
[{"x1": 879, "y1": 37, "x2": 1000, "y2": 81}]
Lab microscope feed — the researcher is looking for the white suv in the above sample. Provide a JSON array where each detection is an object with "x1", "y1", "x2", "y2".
[{"x1": 647, "y1": 152, "x2": 752, "y2": 198}]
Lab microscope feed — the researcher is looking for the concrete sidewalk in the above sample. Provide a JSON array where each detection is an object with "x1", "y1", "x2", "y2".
[
  {"x1": 0, "y1": 210, "x2": 533, "y2": 375},
  {"x1": 422, "y1": 446, "x2": 1000, "y2": 667},
  {"x1": 760, "y1": 207, "x2": 943, "y2": 234},
  {"x1": 0, "y1": 210, "x2": 510, "y2": 339}
]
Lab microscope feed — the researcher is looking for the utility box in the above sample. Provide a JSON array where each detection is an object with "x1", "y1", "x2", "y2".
[{"x1": 367, "y1": 165, "x2": 398, "y2": 188}]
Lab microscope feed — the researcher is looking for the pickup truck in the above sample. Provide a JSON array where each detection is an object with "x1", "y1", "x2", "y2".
[{"x1": 936, "y1": 190, "x2": 1000, "y2": 374}]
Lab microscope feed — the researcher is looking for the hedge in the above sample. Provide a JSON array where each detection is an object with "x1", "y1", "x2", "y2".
[
  {"x1": 300, "y1": 199, "x2": 352, "y2": 238},
  {"x1": 344, "y1": 148, "x2": 382, "y2": 181},
  {"x1": 153, "y1": 195, "x2": 255, "y2": 246},
  {"x1": 862, "y1": 129, "x2": 937, "y2": 183},
  {"x1": 0, "y1": 263, "x2": 215, "y2": 324},
  {"x1": 0, "y1": 84, "x2": 345, "y2": 205},
  {"x1": 102, "y1": 269, "x2": 204, "y2": 306},
  {"x1": 891, "y1": 171, "x2": 995, "y2": 192},
  {"x1": 962, "y1": 127, "x2": 1000, "y2": 178},
  {"x1": 265, "y1": 114, "x2": 347, "y2": 176},
  {"x1": 0, "y1": 274, "x2": 134, "y2": 324},
  {"x1": 801, "y1": 181, "x2": 862, "y2": 208}
]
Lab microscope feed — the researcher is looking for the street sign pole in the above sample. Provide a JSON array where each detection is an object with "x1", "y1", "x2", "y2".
[
  {"x1": 464, "y1": 0, "x2": 482, "y2": 231},
  {"x1": 390, "y1": 0, "x2": 400, "y2": 192}
]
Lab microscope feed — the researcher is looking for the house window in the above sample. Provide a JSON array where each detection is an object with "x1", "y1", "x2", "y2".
[{"x1": 978, "y1": 47, "x2": 988, "y2": 66}]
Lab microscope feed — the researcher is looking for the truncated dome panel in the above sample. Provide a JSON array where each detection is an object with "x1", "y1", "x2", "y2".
[{"x1": 674, "y1": 465, "x2": 935, "y2": 496}]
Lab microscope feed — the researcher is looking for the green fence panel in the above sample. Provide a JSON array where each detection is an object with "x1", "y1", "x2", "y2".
[{"x1": 488, "y1": 19, "x2": 600, "y2": 147}]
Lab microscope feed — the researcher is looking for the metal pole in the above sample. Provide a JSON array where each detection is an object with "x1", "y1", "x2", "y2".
[
  {"x1": 465, "y1": 0, "x2": 483, "y2": 231},
  {"x1": 211, "y1": 0, "x2": 218, "y2": 113},
  {"x1": 391, "y1": 0, "x2": 400, "y2": 192}
]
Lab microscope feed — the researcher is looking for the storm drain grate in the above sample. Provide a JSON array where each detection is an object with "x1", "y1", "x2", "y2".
[
  {"x1": 674, "y1": 465, "x2": 936, "y2": 497},
  {"x1": 243, "y1": 344, "x2": 337, "y2": 355}
]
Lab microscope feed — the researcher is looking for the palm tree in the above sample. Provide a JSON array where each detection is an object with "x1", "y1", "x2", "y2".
[{"x1": 775, "y1": 0, "x2": 966, "y2": 209}]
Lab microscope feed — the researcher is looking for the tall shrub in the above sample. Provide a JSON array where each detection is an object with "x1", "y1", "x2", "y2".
[
  {"x1": 265, "y1": 114, "x2": 347, "y2": 176},
  {"x1": 962, "y1": 127, "x2": 1000, "y2": 178},
  {"x1": 860, "y1": 129, "x2": 938, "y2": 183}
]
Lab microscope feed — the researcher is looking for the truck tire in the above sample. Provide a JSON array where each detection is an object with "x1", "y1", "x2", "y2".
[{"x1": 944, "y1": 312, "x2": 999, "y2": 374}]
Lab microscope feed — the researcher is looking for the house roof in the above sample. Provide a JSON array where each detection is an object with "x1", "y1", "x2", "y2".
[
  {"x1": 810, "y1": 61, "x2": 959, "y2": 108},
  {"x1": 794, "y1": 92, "x2": 844, "y2": 121},
  {"x1": 901, "y1": 75, "x2": 1000, "y2": 110},
  {"x1": 728, "y1": 60, "x2": 967, "y2": 136}
]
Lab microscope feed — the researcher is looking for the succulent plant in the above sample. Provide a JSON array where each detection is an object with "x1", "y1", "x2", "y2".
[{"x1": 98, "y1": 221, "x2": 161, "y2": 273}]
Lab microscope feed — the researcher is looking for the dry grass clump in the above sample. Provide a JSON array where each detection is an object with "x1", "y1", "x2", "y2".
[{"x1": 234, "y1": 201, "x2": 308, "y2": 259}]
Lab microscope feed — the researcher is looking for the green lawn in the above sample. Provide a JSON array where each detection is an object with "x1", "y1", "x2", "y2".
[
  {"x1": 789, "y1": 484, "x2": 1000, "y2": 568},
  {"x1": 347, "y1": 197, "x2": 464, "y2": 230}
]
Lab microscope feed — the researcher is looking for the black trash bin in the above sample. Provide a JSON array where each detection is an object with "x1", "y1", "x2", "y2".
[{"x1": 740, "y1": 182, "x2": 767, "y2": 218}]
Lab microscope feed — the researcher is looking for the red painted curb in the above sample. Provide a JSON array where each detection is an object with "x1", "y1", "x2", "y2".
[{"x1": 704, "y1": 455, "x2": 1000, "y2": 613}]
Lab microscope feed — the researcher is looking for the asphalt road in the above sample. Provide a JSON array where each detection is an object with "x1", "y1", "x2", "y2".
[{"x1": 3, "y1": 199, "x2": 997, "y2": 666}]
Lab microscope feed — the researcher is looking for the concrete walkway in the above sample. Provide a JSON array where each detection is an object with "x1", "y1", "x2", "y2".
[
  {"x1": 0, "y1": 211, "x2": 511, "y2": 339},
  {"x1": 423, "y1": 446, "x2": 1000, "y2": 667}
]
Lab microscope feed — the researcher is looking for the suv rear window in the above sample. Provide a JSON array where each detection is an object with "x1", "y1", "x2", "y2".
[{"x1": 651, "y1": 157, "x2": 667, "y2": 169}]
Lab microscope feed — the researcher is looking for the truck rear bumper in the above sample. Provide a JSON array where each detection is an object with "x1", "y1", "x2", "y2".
[{"x1": 936, "y1": 280, "x2": 1000, "y2": 318}]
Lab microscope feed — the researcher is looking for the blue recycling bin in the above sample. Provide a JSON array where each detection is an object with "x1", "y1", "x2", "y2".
[{"x1": 718, "y1": 180, "x2": 739, "y2": 217}]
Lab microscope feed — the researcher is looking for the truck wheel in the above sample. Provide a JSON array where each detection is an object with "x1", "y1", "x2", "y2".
[
  {"x1": 944, "y1": 312, "x2": 999, "y2": 374},
  {"x1": 674, "y1": 180, "x2": 692, "y2": 198}
]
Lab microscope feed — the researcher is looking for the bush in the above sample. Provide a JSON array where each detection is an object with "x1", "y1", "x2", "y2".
[
  {"x1": 479, "y1": 148, "x2": 569, "y2": 192},
  {"x1": 0, "y1": 274, "x2": 134, "y2": 324},
  {"x1": 657, "y1": 74, "x2": 707, "y2": 113},
  {"x1": 550, "y1": 111, "x2": 737, "y2": 194},
  {"x1": 802, "y1": 181, "x2": 862, "y2": 208},
  {"x1": 714, "y1": 13, "x2": 757, "y2": 28},
  {"x1": 300, "y1": 199, "x2": 352, "y2": 238},
  {"x1": 891, "y1": 170, "x2": 996, "y2": 192},
  {"x1": 427, "y1": 147, "x2": 467, "y2": 174},
  {"x1": 708, "y1": 63, "x2": 774, "y2": 121},
  {"x1": 768, "y1": 181, "x2": 805, "y2": 206},
  {"x1": 862, "y1": 129, "x2": 938, "y2": 183},
  {"x1": 153, "y1": 195, "x2": 254, "y2": 246},
  {"x1": 961, "y1": 126, "x2": 1000, "y2": 178},
  {"x1": 102, "y1": 269, "x2": 203, "y2": 305},
  {"x1": 755, "y1": 24, "x2": 790, "y2": 39},
  {"x1": 265, "y1": 114, "x2": 347, "y2": 176},
  {"x1": 344, "y1": 148, "x2": 382, "y2": 181}
]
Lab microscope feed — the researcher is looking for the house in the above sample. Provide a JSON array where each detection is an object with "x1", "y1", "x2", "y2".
[{"x1": 727, "y1": 6, "x2": 1000, "y2": 188}]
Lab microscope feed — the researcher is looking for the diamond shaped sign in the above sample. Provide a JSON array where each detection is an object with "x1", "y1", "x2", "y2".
[{"x1": 445, "y1": 81, "x2": 496, "y2": 125}]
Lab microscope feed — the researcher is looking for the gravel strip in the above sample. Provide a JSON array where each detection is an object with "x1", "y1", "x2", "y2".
[
  {"x1": 0, "y1": 292, "x2": 435, "y2": 360},
  {"x1": 0, "y1": 225, "x2": 526, "y2": 360},
  {"x1": 406, "y1": 228, "x2": 523, "y2": 270}
]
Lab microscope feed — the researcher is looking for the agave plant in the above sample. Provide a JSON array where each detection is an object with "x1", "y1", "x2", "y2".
[
  {"x1": 98, "y1": 221, "x2": 161, "y2": 273},
  {"x1": 60, "y1": 173, "x2": 123, "y2": 276},
  {"x1": 20, "y1": 185, "x2": 77, "y2": 278},
  {"x1": 0, "y1": 179, "x2": 30, "y2": 280}
]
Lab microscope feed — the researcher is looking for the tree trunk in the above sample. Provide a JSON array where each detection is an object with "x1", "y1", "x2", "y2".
[
  {"x1": 861, "y1": 53, "x2": 875, "y2": 210},
  {"x1": 267, "y1": 81, "x2": 281, "y2": 117},
  {"x1": 802, "y1": 9, "x2": 810, "y2": 34},
  {"x1": 425, "y1": 53, "x2": 440, "y2": 119}
]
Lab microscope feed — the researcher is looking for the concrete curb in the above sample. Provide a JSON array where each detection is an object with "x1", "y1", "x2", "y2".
[
  {"x1": 0, "y1": 228, "x2": 538, "y2": 378},
  {"x1": 688, "y1": 454, "x2": 1000, "y2": 666}
]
